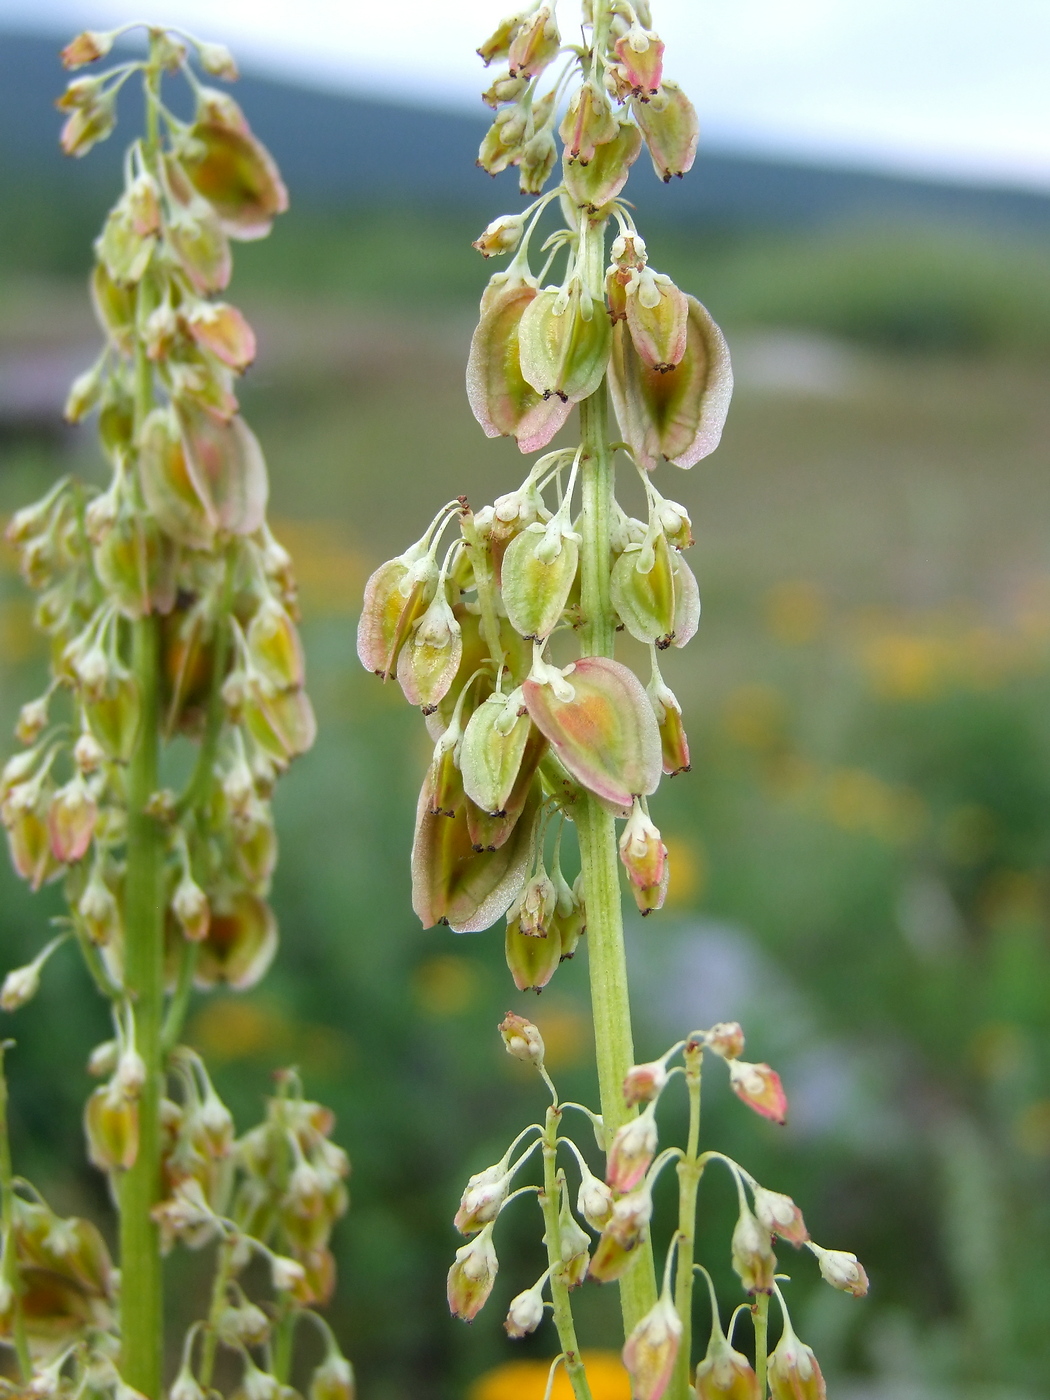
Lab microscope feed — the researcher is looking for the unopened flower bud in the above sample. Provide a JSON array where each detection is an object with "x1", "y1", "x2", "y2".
[
  {"x1": 1, "y1": 961, "x2": 41, "y2": 1011},
  {"x1": 61, "y1": 29, "x2": 114, "y2": 68},
  {"x1": 577, "y1": 1164, "x2": 614, "y2": 1231},
  {"x1": 589, "y1": 1185, "x2": 652, "y2": 1282},
  {"x1": 810, "y1": 1243, "x2": 869, "y2": 1297},
  {"x1": 172, "y1": 873, "x2": 210, "y2": 942},
  {"x1": 88, "y1": 1039, "x2": 118, "y2": 1077},
  {"x1": 15, "y1": 698, "x2": 49, "y2": 746},
  {"x1": 454, "y1": 1163, "x2": 511, "y2": 1235},
  {"x1": 218, "y1": 1299, "x2": 270, "y2": 1347},
  {"x1": 499, "y1": 1011, "x2": 545, "y2": 1064},
  {"x1": 727, "y1": 1059, "x2": 787, "y2": 1125},
  {"x1": 242, "y1": 1362, "x2": 279, "y2": 1400},
  {"x1": 753, "y1": 1187, "x2": 808, "y2": 1246},
  {"x1": 473, "y1": 213, "x2": 526, "y2": 258},
  {"x1": 116, "y1": 1044, "x2": 147, "y2": 1098},
  {"x1": 623, "y1": 1059, "x2": 668, "y2": 1108},
  {"x1": 705, "y1": 1022, "x2": 744, "y2": 1060},
  {"x1": 48, "y1": 774, "x2": 97, "y2": 864},
  {"x1": 767, "y1": 1327, "x2": 826, "y2": 1400},
  {"x1": 309, "y1": 1353, "x2": 355, "y2": 1400},
  {"x1": 198, "y1": 41, "x2": 239, "y2": 81},
  {"x1": 694, "y1": 1334, "x2": 761, "y2": 1399},
  {"x1": 170, "y1": 1367, "x2": 206, "y2": 1400},
  {"x1": 505, "y1": 1279, "x2": 546, "y2": 1338},
  {"x1": 731, "y1": 1205, "x2": 776, "y2": 1295},
  {"x1": 78, "y1": 867, "x2": 120, "y2": 945},
  {"x1": 270, "y1": 1254, "x2": 306, "y2": 1292},
  {"x1": 622, "y1": 1289, "x2": 682, "y2": 1400},
  {"x1": 557, "y1": 1189, "x2": 591, "y2": 1287},
  {"x1": 84, "y1": 1081, "x2": 139, "y2": 1171},
  {"x1": 605, "y1": 1103, "x2": 658, "y2": 1192},
  {"x1": 73, "y1": 732, "x2": 105, "y2": 775},
  {"x1": 447, "y1": 1223, "x2": 498, "y2": 1321}
]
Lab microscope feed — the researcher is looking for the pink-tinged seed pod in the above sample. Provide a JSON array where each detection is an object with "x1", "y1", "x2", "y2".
[
  {"x1": 613, "y1": 30, "x2": 666, "y2": 98},
  {"x1": 706, "y1": 1021, "x2": 745, "y2": 1059},
  {"x1": 84, "y1": 1082, "x2": 139, "y2": 1172},
  {"x1": 605, "y1": 1108, "x2": 658, "y2": 1193},
  {"x1": 627, "y1": 273, "x2": 689, "y2": 372},
  {"x1": 467, "y1": 273, "x2": 573, "y2": 452},
  {"x1": 630, "y1": 860, "x2": 669, "y2": 916},
  {"x1": 4, "y1": 792, "x2": 58, "y2": 891},
  {"x1": 507, "y1": 4, "x2": 559, "y2": 78},
  {"x1": 126, "y1": 172, "x2": 161, "y2": 237},
  {"x1": 622, "y1": 1289, "x2": 682, "y2": 1400},
  {"x1": 411, "y1": 780, "x2": 539, "y2": 933},
  {"x1": 728, "y1": 1059, "x2": 788, "y2": 1126},
  {"x1": 505, "y1": 910, "x2": 561, "y2": 992},
  {"x1": 243, "y1": 682, "x2": 317, "y2": 763},
  {"x1": 609, "y1": 295, "x2": 733, "y2": 472},
  {"x1": 695, "y1": 1338, "x2": 761, "y2": 1400},
  {"x1": 811, "y1": 1245, "x2": 869, "y2": 1297},
  {"x1": 478, "y1": 9, "x2": 531, "y2": 65},
  {"x1": 589, "y1": 1187, "x2": 653, "y2": 1282},
  {"x1": 500, "y1": 521, "x2": 580, "y2": 640},
  {"x1": 460, "y1": 691, "x2": 532, "y2": 815},
  {"x1": 560, "y1": 81, "x2": 619, "y2": 164},
  {"x1": 523, "y1": 656, "x2": 661, "y2": 810},
  {"x1": 753, "y1": 1187, "x2": 808, "y2": 1247},
  {"x1": 647, "y1": 677, "x2": 690, "y2": 776},
  {"x1": 177, "y1": 402, "x2": 268, "y2": 537},
  {"x1": 396, "y1": 593, "x2": 463, "y2": 712},
  {"x1": 185, "y1": 301, "x2": 257, "y2": 370},
  {"x1": 47, "y1": 775, "x2": 97, "y2": 864},
  {"x1": 518, "y1": 284, "x2": 612, "y2": 405},
  {"x1": 179, "y1": 90, "x2": 288, "y2": 240},
  {"x1": 465, "y1": 729, "x2": 546, "y2": 852},
  {"x1": 768, "y1": 1331, "x2": 826, "y2": 1400},
  {"x1": 623, "y1": 1059, "x2": 668, "y2": 1108},
  {"x1": 454, "y1": 1164, "x2": 511, "y2": 1236},
  {"x1": 563, "y1": 120, "x2": 642, "y2": 212},
  {"x1": 166, "y1": 188, "x2": 233, "y2": 295},
  {"x1": 84, "y1": 672, "x2": 141, "y2": 763},
  {"x1": 671, "y1": 552, "x2": 701, "y2": 648},
  {"x1": 611, "y1": 534, "x2": 677, "y2": 648},
  {"x1": 632, "y1": 81, "x2": 699, "y2": 182},
  {"x1": 247, "y1": 597, "x2": 306, "y2": 691},
  {"x1": 618, "y1": 800, "x2": 667, "y2": 893},
  {"x1": 357, "y1": 550, "x2": 437, "y2": 680},
  {"x1": 731, "y1": 1205, "x2": 776, "y2": 1295},
  {"x1": 500, "y1": 1010, "x2": 545, "y2": 1063},
  {"x1": 193, "y1": 891, "x2": 277, "y2": 990}
]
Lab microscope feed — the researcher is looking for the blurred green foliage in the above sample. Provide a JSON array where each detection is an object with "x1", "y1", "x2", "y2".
[{"x1": 2, "y1": 188, "x2": 1050, "y2": 1400}]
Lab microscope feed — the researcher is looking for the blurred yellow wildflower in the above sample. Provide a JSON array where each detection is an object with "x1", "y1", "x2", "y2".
[
  {"x1": 765, "y1": 580, "x2": 827, "y2": 645},
  {"x1": 823, "y1": 767, "x2": 926, "y2": 844},
  {"x1": 722, "y1": 684, "x2": 786, "y2": 753},
  {"x1": 663, "y1": 834, "x2": 707, "y2": 908},
  {"x1": 470, "y1": 1351, "x2": 631, "y2": 1400},
  {"x1": 414, "y1": 954, "x2": 482, "y2": 1016}
]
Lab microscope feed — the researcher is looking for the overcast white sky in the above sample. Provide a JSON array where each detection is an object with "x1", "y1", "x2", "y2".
[{"x1": 2, "y1": 0, "x2": 1049, "y2": 189}]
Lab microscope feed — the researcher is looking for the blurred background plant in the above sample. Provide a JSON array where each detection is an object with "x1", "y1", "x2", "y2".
[{"x1": 1, "y1": 13, "x2": 1049, "y2": 1400}]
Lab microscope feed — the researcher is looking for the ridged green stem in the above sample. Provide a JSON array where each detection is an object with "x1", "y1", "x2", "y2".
[
  {"x1": 670, "y1": 1044, "x2": 704, "y2": 1400},
  {"x1": 577, "y1": 387, "x2": 658, "y2": 1331},
  {"x1": 540, "y1": 1106, "x2": 593, "y2": 1400},
  {"x1": 754, "y1": 1292, "x2": 770, "y2": 1396}
]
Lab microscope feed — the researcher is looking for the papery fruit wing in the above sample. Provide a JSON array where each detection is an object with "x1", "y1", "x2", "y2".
[
  {"x1": 465, "y1": 727, "x2": 546, "y2": 851},
  {"x1": 356, "y1": 559, "x2": 429, "y2": 678},
  {"x1": 500, "y1": 528, "x2": 579, "y2": 640},
  {"x1": 671, "y1": 551, "x2": 701, "y2": 647},
  {"x1": 138, "y1": 408, "x2": 216, "y2": 550},
  {"x1": 518, "y1": 287, "x2": 612, "y2": 405},
  {"x1": 460, "y1": 697, "x2": 533, "y2": 815},
  {"x1": 632, "y1": 81, "x2": 699, "y2": 181},
  {"x1": 609, "y1": 535, "x2": 676, "y2": 646},
  {"x1": 563, "y1": 120, "x2": 642, "y2": 212},
  {"x1": 522, "y1": 657, "x2": 660, "y2": 807},
  {"x1": 180, "y1": 101, "x2": 288, "y2": 240},
  {"x1": 177, "y1": 402, "x2": 269, "y2": 537}
]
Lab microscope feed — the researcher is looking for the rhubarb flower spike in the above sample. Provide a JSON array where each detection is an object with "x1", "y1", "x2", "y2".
[
  {"x1": 447, "y1": 1223, "x2": 499, "y2": 1322},
  {"x1": 808, "y1": 1242, "x2": 869, "y2": 1297}
]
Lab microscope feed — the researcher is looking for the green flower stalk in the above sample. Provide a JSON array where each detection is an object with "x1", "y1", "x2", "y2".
[
  {"x1": 360, "y1": 2, "x2": 869, "y2": 1396},
  {"x1": 0, "y1": 25, "x2": 350, "y2": 1400}
]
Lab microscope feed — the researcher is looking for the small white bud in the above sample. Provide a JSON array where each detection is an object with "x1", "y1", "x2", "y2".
[
  {"x1": 504, "y1": 1281, "x2": 545, "y2": 1338},
  {"x1": 270, "y1": 1254, "x2": 306, "y2": 1292},
  {"x1": 1, "y1": 961, "x2": 41, "y2": 1011}
]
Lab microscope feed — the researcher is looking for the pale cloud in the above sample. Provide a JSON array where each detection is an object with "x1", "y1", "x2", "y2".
[{"x1": 3, "y1": 0, "x2": 1049, "y2": 187}]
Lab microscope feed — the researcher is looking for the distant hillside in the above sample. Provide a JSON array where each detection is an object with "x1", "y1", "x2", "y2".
[{"x1": 3, "y1": 27, "x2": 1050, "y2": 236}]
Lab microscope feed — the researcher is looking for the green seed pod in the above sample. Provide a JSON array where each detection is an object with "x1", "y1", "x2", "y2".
[
  {"x1": 563, "y1": 120, "x2": 642, "y2": 212},
  {"x1": 609, "y1": 295, "x2": 733, "y2": 471},
  {"x1": 626, "y1": 270, "x2": 688, "y2": 372},
  {"x1": 84, "y1": 1082, "x2": 139, "y2": 1172},
  {"x1": 194, "y1": 890, "x2": 277, "y2": 990},
  {"x1": 166, "y1": 190, "x2": 232, "y2": 295},
  {"x1": 505, "y1": 910, "x2": 561, "y2": 992},
  {"x1": 460, "y1": 689, "x2": 532, "y2": 815},
  {"x1": 522, "y1": 656, "x2": 661, "y2": 810},
  {"x1": 631, "y1": 80, "x2": 699, "y2": 182},
  {"x1": 84, "y1": 671, "x2": 141, "y2": 762},
  {"x1": 500, "y1": 518, "x2": 580, "y2": 640},
  {"x1": 557, "y1": 872, "x2": 587, "y2": 959},
  {"x1": 465, "y1": 726, "x2": 546, "y2": 851},
  {"x1": 466, "y1": 272, "x2": 572, "y2": 453},
  {"x1": 93, "y1": 502, "x2": 177, "y2": 619},
  {"x1": 178, "y1": 89, "x2": 289, "y2": 240},
  {"x1": 411, "y1": 779, "x2": 539, "y2": 933},
  {"x1": 247, "y1": 596, "x2": 305, "y2": 691},
  {"x1": 396, "y1": 592, "x2": 463, "y2": 712},
  {"x1": 90, "y1": 263, "x2": 136, "y2": 354},
  {"x1": 95, "y1": 200, "x2": 155, "y2": 285},
  {"x1": 518, "y1": 284, "x2": 612, "y2": 405},
  {"x1": 243, "y1": 682, "x2": 317, "y2": 763},
  {"x1": 357, "y1": 549, "x2": 437, "y2": 679},
  {"x1": 610, "y1": 532, "x2": 676, "y2": 647}
]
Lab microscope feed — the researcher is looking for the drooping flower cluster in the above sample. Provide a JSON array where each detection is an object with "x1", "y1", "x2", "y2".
[
  {"x1": 448, "y1": 1016, "x2": 866, "y2": 1400},
  {"x1": 0, "y1": 25, "x2": 349, "y2": 1397},
  {"x1": 358, "y1": 0, "x2": 729, "y2": 989}
]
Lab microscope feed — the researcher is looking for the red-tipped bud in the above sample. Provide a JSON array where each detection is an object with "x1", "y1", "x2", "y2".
[
  {"x1": 589, "y1": 1186, "x2": 652, "y2": 1283},
  {"x1": 605, "y1": 1103, "x2": 658, "y2": 1193},
  {"x1": 613, "y1": 29, "x2": 665, "y2": 98},
  {"x1": 622, "y1": 1290, "x2": 682, "y2": 1400},
  {"x1": 61, "y1": 29, "x2": 114, "y2": 68},
  {"x1": 507, "y1": 5, "x2": 559, "y2": 78},
  {"x1": 447, "y1": 1225, "x2": 498, "y2": 1322},
  {"x1": 499, "y1": 1011, "x2": 545, "y2": 1064},
  {"x1": 560, "y1": 81, "x2": 618, "y2": 164},
  {"x1": 623, "y1": 1059, "x2": 668, "y2": 1108},
  {"x1": 731, "y1": 1205, "x2": 776, "y2": 1295},
  {"x1": 728, "y1": 1059, "x2": 788, "y2": 1126},
  {"x1": 705, "y1": 1022, "x2": 744, "y2": 1059},
  {"x1": 619, "y1": 800, "x2": 667, "y2": 892},
  {"x1": 753, "y1": 1187, "x2": 808, "y2": 1247},
  {"x1": 647, "y1": 677, "x2": 691, "y2": 776},
  {"x1": 811, "y1": 1244, "x2": 869, "y2": 1297}
]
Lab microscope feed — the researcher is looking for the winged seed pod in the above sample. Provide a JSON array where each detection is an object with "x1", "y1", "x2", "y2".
[
  {"x1": 500, "y1": 517, "x2": 580, "y2": 639},
  {"x1": 518, "y1": 283, "x2": 613, "y2": 405}
]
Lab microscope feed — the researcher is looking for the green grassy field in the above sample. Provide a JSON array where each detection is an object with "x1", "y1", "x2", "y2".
[{"x1": 2, "y1": 208, "x2": 1050, "y2": 1398}]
